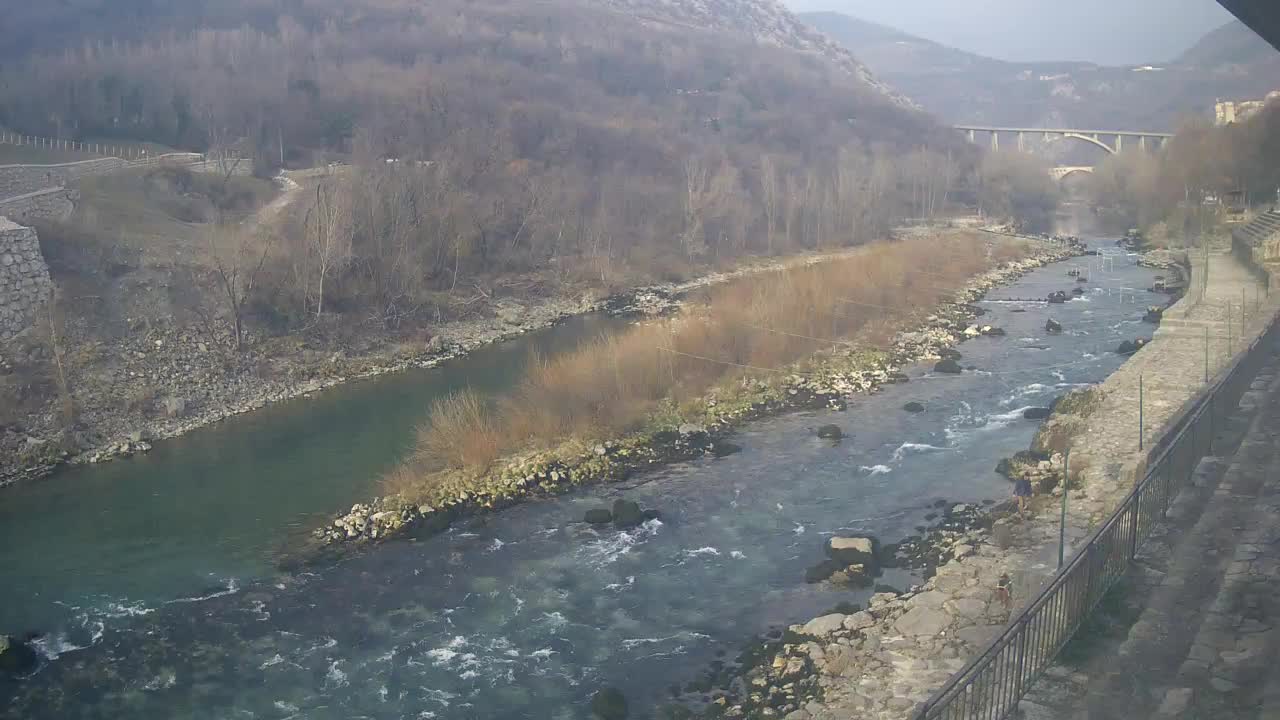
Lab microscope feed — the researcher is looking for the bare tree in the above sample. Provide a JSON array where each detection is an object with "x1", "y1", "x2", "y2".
[
  {"x1": 206, "y1": 226, "x2": 274, "y2": 351},
  {"x1": 303, "y1": 178, "x2": 355, "y2": 317},
  {"x1": 760, "y1": 155, "x2": 781, "y2": 254}
]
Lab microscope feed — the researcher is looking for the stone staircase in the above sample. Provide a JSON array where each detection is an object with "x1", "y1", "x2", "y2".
[
  {"x1": 1018, "y1": 341, "x2": 1280, "y2": 720},
  {"x1": 1233, "y1": 210, "x2": 1280, "y2": 249}
]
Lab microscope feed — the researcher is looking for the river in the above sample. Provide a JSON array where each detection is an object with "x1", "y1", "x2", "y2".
[{"x1": 0, "y1": 242, "x2": 1157, "y2": 719}]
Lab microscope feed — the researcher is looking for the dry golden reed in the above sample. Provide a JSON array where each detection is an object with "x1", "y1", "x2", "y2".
[{"x1": 386, "y1": 232, "x2": 1024, "y2": 494}]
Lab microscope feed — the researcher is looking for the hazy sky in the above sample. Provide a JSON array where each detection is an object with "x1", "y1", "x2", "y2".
[{"x1": 783, "y1": 0, "x2": 1236, "y2": 65}]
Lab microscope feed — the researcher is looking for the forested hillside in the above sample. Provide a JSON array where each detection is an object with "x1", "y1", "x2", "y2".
[{"x1": 1, "y1": 0, "x2": 998, "y2": 329}]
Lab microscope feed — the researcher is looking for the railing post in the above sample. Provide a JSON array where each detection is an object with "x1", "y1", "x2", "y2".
[
  {"x1": 1129, "y1": 492, "x2": 1141, "y2": 561},
  {"x1": 1059, "y1": 450, "x2": 1070, "y2": 568}
]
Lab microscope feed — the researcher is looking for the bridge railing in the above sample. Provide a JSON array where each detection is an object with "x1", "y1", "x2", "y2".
[{"x1": 912, "y1": 310, "x2": 1280, "y2": 720}]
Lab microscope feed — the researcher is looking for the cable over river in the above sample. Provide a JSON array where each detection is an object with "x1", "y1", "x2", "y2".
[{"x1": 1, "y1": 243, "x2": 1160, "y2": 719}]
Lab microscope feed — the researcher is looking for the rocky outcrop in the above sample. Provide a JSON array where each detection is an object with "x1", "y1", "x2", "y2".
[{"x1": 0, "y1": 217, "x2": 52, "y2": 342}]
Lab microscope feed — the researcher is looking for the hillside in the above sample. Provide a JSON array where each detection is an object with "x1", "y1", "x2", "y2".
[
  {"x1": 1175, "y1": 18, "x2": 1280, "y2": 68},
  {"x1": 0, "y1": 0, "x2": 1018, "y2": 483},
  {"x1": 802, "y1": 13, "x2": 1280, "y2": 136}
]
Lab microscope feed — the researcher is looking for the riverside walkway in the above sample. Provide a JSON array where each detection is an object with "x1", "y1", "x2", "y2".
[
  {"x1": 1019, "y1": 339, "x2": 1280, "y2": 719},
  {"x1": 1005, "y1": 248, "x2": 1280, "y2": 719},
  {"x1": 792, "y1": 249, "x2": 1280, "y2": 720}
]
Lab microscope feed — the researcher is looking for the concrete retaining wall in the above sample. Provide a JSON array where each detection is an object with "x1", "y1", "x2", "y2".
[{"x1": 0, "y1": 217, "x2": 52, "y2": 342}]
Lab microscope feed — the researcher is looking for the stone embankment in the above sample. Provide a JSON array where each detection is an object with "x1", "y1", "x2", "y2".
[
  {"x1": 721, "y1": 250, "x2": 1279, "y2": 720},
  {"x1": 0, "y1": 243, "x2": 981, "y2": 488},
  {"x1": 318, "y1": 240, "x2": 1082, "y2": 546},
  {"x1": 0, "y1": 218, "x2": 52, "y2": 342}
]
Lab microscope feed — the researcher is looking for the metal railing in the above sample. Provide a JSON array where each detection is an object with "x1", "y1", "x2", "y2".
[{"x1": 912, "y1": 312, "x2": 1280, "y2": 720}]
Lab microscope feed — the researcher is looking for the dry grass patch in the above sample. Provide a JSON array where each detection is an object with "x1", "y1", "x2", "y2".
[{"x1": 387, "y1": 232, "x2": 1027, "y2": 498}]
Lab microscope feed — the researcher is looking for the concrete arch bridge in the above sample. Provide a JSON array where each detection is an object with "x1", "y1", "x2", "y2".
[{"x1": 955, "y1": 125, "x2": 1174, "y2": 154}]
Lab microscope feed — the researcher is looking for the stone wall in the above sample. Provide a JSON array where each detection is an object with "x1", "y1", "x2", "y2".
[
  {"x1": 0, "y1": 158, "x2": 127, "y2": 199},
  {"x1": 0, "y1": 187, "x2": 75, "y2": 224},
  {"x1": 0, "y1": 217, "x2": 52, "y2": 342}
]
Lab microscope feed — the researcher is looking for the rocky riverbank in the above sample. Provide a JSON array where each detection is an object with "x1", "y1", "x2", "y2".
[
  {"x1": 0, "y1": 247, "x2": 891, "y2": 489},
  {"x1": 316, "y1": 239, "x2": 1083, "y2": 547},
  {"x1": 687, "y1": 249, "x2": 1275, "y2": 720}
]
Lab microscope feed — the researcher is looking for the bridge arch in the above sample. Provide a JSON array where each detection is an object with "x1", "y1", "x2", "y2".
[
  {"x1": 1060, "y1": 133, "x2": 1116, "y2": 155},
  {"x1": 1050, "y1": 166, "x2": 1095, "y2": 181}
]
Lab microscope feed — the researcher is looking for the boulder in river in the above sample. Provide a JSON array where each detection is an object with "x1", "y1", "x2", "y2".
[
  {"x1": 0, "y1": 635, "x2": 38, "y2": 676},
  {"x1": 584, "y1": 508, "x2": 613, "y2": 525},
  {"x1": 710, "y1": 441, "x2": 742, "y2": 458},
  {"x1": 939, "y1": 349, "x2": 962, "y2": 361},
  {"x1": 983, "y1": 326, "x2": 1007, "y2": 337},
  {"x1": 1072, "y1": 286, "x2": 1085, "y2": 296},
  {"x1": 1143, "y1": 306, "x2": 1163, "y2": 324},
  {"x1": 903, "y1": 401, "x2": 925, "y2": 413},
  {"x1": 591, "y1": 687, "x2": 629, "y2": 720},
  {"x1": 815, "y1": 424, "x2": 844, "y2": 440},
  {"x1": 1047, "y1": 291, "x2": 1068, "y2": 304},
  {"x1": 826, "y1": 535, "x2": 881, "y2": 572},
  {"x1": 1116, "y1": 338, "x2": 1148, "y2": 355},
  {"x1": 1023, "y1": 407, "x2": 1052, "y2": 420},
  {"x1": 934, "y1": 358, "x2": 962, "y2": 374},
  {"x1": 804, "y1": 558, "x2": 846, "y2": 584},
  {"x1": 611, "y1": 500, "x2": 646, "y2": 529},
  {"x1": 1045, "y1": 318, "x2": 1062, "y2": 334},
  {"x1": 1076, "y1": 276, "x2": 1089, "y2": 283}
]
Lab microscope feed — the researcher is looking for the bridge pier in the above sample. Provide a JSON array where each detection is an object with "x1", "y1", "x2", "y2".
[
  {"x1": 968, "y1": 129, "x2": 975, "y2": 143},
  {"x1": 1017, "y1": 131, "x2": 1025, "y2": 152},
  {"x1": 1116, "y1": 134, "x2": 1123, "y2": 152},
  {"x1": 991, "y1": 132, "x2": 999, "y2": 152}
]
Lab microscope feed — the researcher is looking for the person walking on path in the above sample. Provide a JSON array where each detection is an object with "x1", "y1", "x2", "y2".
[{"x1": 1013, "y1": 476, "x2": 1033, "y2": 516}]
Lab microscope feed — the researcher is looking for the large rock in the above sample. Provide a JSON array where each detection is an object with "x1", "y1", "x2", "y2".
[
  {"x1": 1044, "y1": 318, "x2": 1062, "y2": 334},
  {"x1": 842, "y1": 611, "x2": 876, "y2": 631},
  {"x1": 591, "y1": 687, "x2": 629, "y2": 720},
  {"x1": 0, "y1": 635, "x2": 38, "y2": 675},
  {"x1": 933, "y1": 358, "x2": 962, "y2": 374},
  {"x1": 799, "y1": 613, "x2": 847, "y2": 638},
  {"x1": 804, "y1": 559, "x2": 845, "y2": 584},
  {"x1": 815, "y1": 424, "x2": 844, "y2": 440},
  {"x1": 1047, "y1": 291, "x2": 1068, "y2": 304},
  {"x1": 584, "y1": 508, "x2": 613, "y2": 525},
  {"x1": 162, "y1": 396, "x2": 188, "y2": 418},
  {"x1": 826, "y1": 536, "x2": 880, "y2": 572},
  {"x1": 996, "y1": 450, "x2": 1050, "y2": 479},
  {"x1": 1023, "y1": 407, "x2": 1052, "y2": 420},
  {"x1": 903, "y1": 401, "x2": 925, "y2": 413},
  {"x1": 894, "y1": 606, "x2": 951, "y2": 637},
  {"x1": 611, "y1": 500, "x2": 645, "y2": 529}
]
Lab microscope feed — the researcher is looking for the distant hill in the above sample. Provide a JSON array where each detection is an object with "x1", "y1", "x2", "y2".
[
  {"x1": 802, "y1": 13, "x2": 1280, "y2": 141},
  {"x1": 1175, "y1": 18, "x2": 1279, "y2": 68}
]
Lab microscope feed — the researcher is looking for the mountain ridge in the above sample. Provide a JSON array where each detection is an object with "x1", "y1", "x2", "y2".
[{"x1": 801, "y1": 12, "x2": 1280, "y2": 133}]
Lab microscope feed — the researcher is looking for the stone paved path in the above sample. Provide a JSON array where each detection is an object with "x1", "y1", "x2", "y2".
[
  {"x1": 781, "y1": 251, "x2": 1280, "y2": 720},
  {"x1": 1020, "y1": 338, "x2": 1280, "y2": 719}
]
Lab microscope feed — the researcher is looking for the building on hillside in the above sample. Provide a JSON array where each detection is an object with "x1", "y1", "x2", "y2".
[{"x1": 1215, "y1": 91, "x2": 1280, "y2": 125}]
